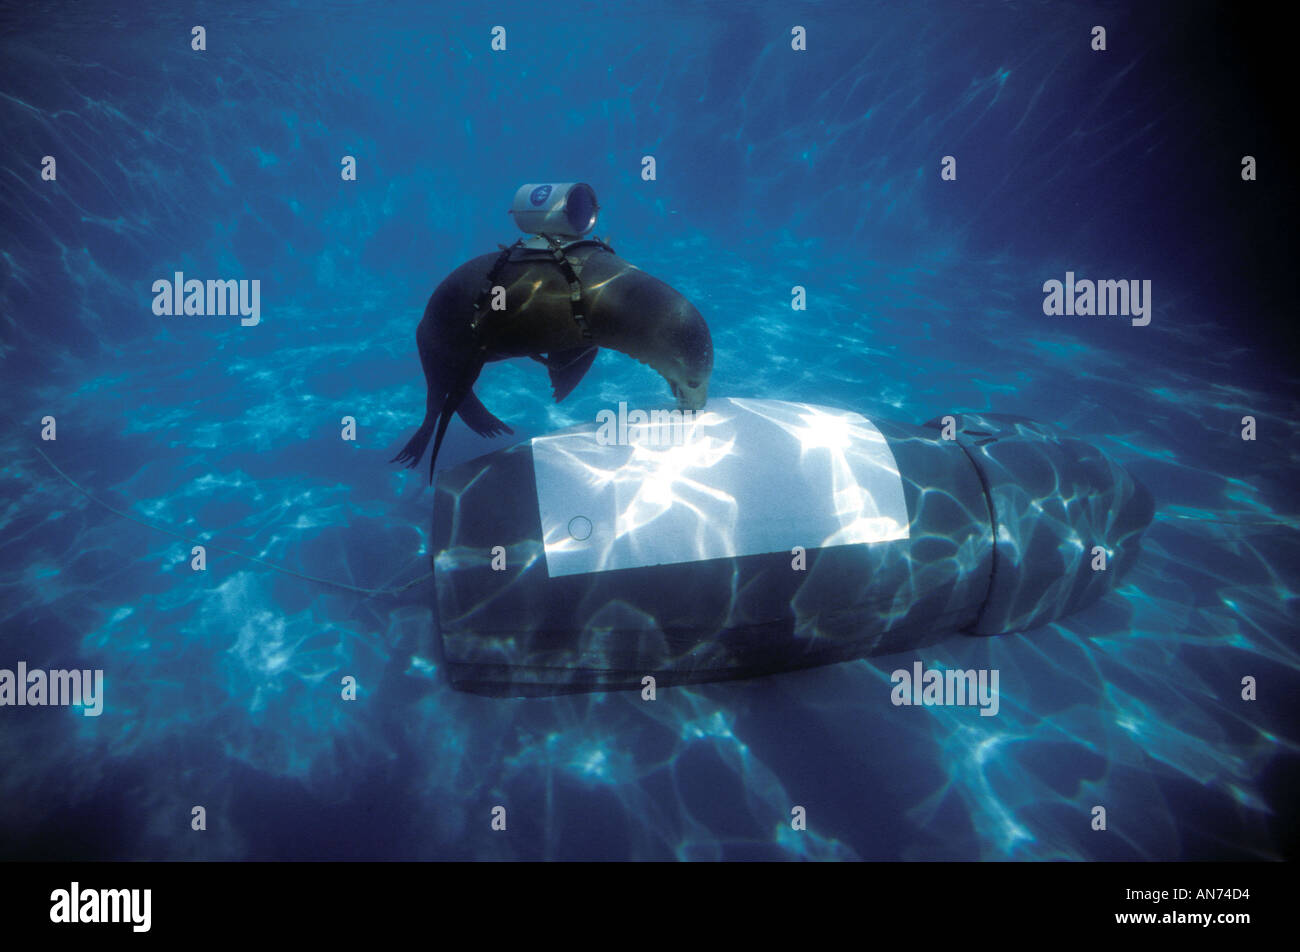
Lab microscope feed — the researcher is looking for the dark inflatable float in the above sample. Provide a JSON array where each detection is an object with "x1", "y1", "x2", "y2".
[{"x1": 429, "y1": 398, "x2": 1154, "y2": 696}]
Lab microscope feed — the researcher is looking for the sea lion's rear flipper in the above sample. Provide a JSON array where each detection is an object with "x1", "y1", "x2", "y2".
[
  {"x1": 457, "y1": 391, "x2": 515, "y2": 438},
  {"x1": 426, "y1": 360, "x2": 486, "y2": 483},
  {"x1": 391, "y1": 428, "x2": 430, "y2": 468},
  {"x1": 545, "y1": 345, "x2": 598, "y2": 403}
]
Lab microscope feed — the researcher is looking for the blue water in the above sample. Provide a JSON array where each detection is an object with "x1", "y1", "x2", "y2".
[{"x1": 2, "y1": 0, "x2": 1296, "y2": 861}]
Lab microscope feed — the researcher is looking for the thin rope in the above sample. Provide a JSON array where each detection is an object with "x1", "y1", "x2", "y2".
[
  {"x1": 1160, "y1": 512, "x2": 1297, "y2": 529},
  {"x1": 32, "y1": 444, "x2": 434, "y2": 598}
]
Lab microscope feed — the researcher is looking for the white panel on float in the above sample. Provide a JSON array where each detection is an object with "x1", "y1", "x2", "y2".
[{"x1": 531, "y1": 397, "x2": 910, "y2": 578}]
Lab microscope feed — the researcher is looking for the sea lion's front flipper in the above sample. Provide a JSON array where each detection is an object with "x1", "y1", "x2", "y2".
[
  {"x1": 545, "y1": 345, "x2": 598, "y2": 403},
  {"x1": 457, "y1": 391, "x2": 515, "y2": 438}
]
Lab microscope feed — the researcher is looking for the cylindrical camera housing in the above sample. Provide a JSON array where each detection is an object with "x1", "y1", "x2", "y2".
[{"x1": 508, "y1": 182, "x2": 599, "y2": 237}]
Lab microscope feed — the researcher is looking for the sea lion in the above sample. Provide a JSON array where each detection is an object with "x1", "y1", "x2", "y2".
[{"x1": 392, "y1": 241, "x2": 713, "y2": 481}]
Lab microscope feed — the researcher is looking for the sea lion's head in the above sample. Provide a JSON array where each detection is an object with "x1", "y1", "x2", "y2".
[
  {"x1": 600, "y1": 260, "x2": 714, "y2": 411},
  {"x1": 660, "y1": 300, "x2": 713, "y2": 411}
]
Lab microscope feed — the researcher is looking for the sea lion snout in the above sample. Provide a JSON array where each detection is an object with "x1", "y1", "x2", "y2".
[
  {"x1": 670, "y1": 378, "x2": 709, "y2": 411},
  {"x1": 657, "y1": 299, "x2": 713, "y2": 411}
]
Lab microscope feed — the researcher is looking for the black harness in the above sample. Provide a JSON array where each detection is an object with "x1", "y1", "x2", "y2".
[{"x1": 467, "y1": 236, "x2": 616, "y2": 346}]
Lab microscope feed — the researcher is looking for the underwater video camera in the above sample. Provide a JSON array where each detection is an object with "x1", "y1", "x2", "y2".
[{"x1": 508, "y1": 182, "x2": 600, "y2": 247}]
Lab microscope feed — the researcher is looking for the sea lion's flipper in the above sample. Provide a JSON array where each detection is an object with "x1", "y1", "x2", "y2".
[
  {"x1": 391, "y1": 423, "x2": 435, "y2": 469},
  {"x1": 426, "y1": 360, "x2": 486, "y2": 483},
  {"x1": 546, "y1": 346, "x2": 598, "y2": 403},
  {"x1": 457, "y1": 391, "x2": 515, "y2": 438},
  {"x1": 426, "y1": 402, "x2": 457, "y2": 484}
]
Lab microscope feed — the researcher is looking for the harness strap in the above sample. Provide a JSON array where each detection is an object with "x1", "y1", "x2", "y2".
[
  {"x1": 469, "y1": 236, "x2": 617, "y2": 344},
  {"x1": 468, "y1": 239, "x2": 523, "y2": 338},
  {"x1": 543, "y1": 234, "x2": 593, "y2": 341}
]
